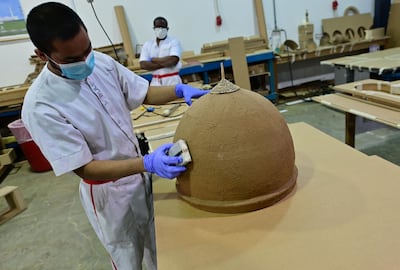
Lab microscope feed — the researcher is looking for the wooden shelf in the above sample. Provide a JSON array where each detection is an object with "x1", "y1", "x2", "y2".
[{"x1": 275, "y1": 37, "x2": 389, "y2": 65}]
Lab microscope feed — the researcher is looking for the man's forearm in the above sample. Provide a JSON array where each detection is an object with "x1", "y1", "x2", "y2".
[
  {"x1": 73, "y1": 158, "x2": 146, "y2": 181},
  {"x1": 140, "y1": 60, "x2": 163, "y2": 71},
  {"x1": 151, "y1": 56, "x2": 179, "y2": 67}
]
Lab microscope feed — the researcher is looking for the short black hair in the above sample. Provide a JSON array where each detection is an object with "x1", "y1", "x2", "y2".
[
  {"x1": 26, "y1": 2, "x2": 87, "y2": 54},
  {"x1": 153, "y1": 16, "x2": 168, "y2": 27}
]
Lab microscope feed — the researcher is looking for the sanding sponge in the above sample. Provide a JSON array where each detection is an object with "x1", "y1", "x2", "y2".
[{"x1": 167, "y1": 139, "x2": 192, "y2": 166}]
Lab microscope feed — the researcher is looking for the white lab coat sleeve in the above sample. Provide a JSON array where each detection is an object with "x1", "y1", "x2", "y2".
[
  {"x1": 139, "y1": 41, "x2": 151, "y2": 62},
  {"x1": 169, "y1": 38, "x2": 182, "y2": 59},
  {"x1": 22, "y1": 102, "x2": 93, "y2": 176},
  {"x1": 114, "y1": 61, "x2": 149, "y2": 111}
]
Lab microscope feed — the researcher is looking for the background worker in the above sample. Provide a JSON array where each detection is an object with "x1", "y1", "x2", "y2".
[
  {"x1": 140, "y1": 16, "x2": 183, "y2": 86},
  {"x1": 22, "y1": 2, "x2": 208, "y2": 270}
]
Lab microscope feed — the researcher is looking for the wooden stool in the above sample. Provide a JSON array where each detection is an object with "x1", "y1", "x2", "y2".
[{"x1": 0, "y1": 186, "x2": 27, "y2": 225}]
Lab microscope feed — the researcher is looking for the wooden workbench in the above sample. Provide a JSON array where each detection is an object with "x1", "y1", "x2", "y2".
[
  {"x1": 313, "y1": 79, "x2": 400, "y2": 147},
  {"x1": 152, "y1": 122, "x2": 400, "y2": 270},
  {"x1": 136, "y1": 49, "x2": 277, "y2": 102}
]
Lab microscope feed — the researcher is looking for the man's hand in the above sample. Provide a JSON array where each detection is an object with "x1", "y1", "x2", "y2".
[
  {"x1": 143, "y1": 143, "x2": 186, "y2": 179},
  {"x1": 175, "y1": 84, "x2": 210, "y2": 105}
]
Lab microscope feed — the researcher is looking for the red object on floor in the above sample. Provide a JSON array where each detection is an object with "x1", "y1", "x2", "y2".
[{"x1": 19, "y1": 141, "x2": 52, "y2": 172}]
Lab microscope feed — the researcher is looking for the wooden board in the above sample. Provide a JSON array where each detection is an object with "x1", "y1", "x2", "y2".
[
  {"x1": 313, "y1": 93, "x2": 400, "y2": 128},
  {"x1": 320, "y1": 47, "x2": 400, "y2": 74},
  {"x1": 228, "y1": 37, "x2": 251, "y2": 90},
  {"x1": 202, "y1": 36, "x2": 268, "y2": 54},
  {"x1": 254, "y1": 0, "x2": 268, "y2": 47},
  {"x1": 182, "y1": 51, "x2": 225, "y2": 63},
  {"x1": 114, "y1": 5, "x2": 135, "y2": 66}
]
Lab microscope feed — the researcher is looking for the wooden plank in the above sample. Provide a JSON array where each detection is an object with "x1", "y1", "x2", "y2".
[
  {"x1": 114, "y1": 5, "x2": 135, "y2": 66},
  {"x1": 182, "y1": 51, "x2": 225, "y2": 63},
  {"x1": 201, "y1": 36, "x2": 267, "y2": 54},
  {"x1": 254, "y1": 0, "x2": 269, "y2": 47},
  {"x1": 228, "y1": 37, "x2": 251, "y2": 89},
  {"x1": 0, "y1": 186, "x2": 17, "y2": 197}
]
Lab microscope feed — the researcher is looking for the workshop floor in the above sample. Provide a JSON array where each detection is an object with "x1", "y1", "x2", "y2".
[{"x1": 1, "y1": 99, "x2": 400, "y2": 270}]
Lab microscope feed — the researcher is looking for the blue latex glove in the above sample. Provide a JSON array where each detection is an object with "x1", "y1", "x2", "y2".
[
  {"x1": 175, "y1": 84, "x2": 210, "y2": 105},
  {"x1": 143, "y1": 143, "x2": 187, "y2": 179}
]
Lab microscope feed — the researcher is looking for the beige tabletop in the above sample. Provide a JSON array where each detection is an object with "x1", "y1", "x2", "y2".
[
  {"x1": 131, "y1": 102, "x2": 188, "y2": 134},
  {"x1": 152, "y1": 122, "x2": 400, "y2": 270}
]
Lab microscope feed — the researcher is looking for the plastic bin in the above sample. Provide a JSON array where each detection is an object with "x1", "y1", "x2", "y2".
[{"x1": 7, "y1": 119, "x2": 52, "y2": 172}]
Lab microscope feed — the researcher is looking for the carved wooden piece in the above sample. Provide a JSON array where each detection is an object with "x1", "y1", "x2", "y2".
[{"x1": 354, "y1": 82, "x2": 400, "y2": 95}]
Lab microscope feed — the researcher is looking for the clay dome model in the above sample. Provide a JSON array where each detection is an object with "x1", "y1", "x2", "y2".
[{"x1": 173, "y1": 78, "x2": 298, "y2": 213}]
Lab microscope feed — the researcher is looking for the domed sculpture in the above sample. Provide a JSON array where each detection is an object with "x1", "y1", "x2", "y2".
[{"x1": 174, "y1": 77, "x2": 297, "y2": 213}]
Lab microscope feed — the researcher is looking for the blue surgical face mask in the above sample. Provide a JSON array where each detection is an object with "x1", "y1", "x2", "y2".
[{"x1": 48, "y1": 51, "x2": 95, "y2": 80}]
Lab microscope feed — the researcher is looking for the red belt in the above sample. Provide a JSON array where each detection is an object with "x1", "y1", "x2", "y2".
[
  {"x1": 83, "y1": 179, "x2": 116, "y2": 185},
  {"x1": 152, "y1": 72, "x2": 179, "y2": 79}
]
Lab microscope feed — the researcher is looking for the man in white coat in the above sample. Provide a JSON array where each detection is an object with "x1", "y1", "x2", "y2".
[
  {"x1": 140, "y1": 16, "x2": 183, "y2": 86},
  {"x1": 22, "y1": 2, "x2": 208, "y2": 269}
]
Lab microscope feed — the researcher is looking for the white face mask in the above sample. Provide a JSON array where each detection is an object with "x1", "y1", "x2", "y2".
[{"x1": 154, "y1": 27, "x2": 168, "y2": 39}]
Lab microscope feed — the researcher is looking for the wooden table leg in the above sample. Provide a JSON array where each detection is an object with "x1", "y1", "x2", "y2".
[{"x1": 345, "y1": 112, "x2": 356, "y2": 147}]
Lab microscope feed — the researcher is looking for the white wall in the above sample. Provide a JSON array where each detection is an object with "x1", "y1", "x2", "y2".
[{"x1": 0, "y1": 0, "x2": 374, "y2": 88}]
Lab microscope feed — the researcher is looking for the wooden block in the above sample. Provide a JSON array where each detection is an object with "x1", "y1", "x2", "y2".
[
  {"x1": 0, "y1": 186, "x2": 27, "y2": 225},
  {"x1": 0, "y1": 148, "x2": 16, "y2": 166},
  {"x1": 228, "y1": 37, "x2": 251, "y2": 90},
  {"x1": 114, "y1": 5, "x2": 135, "y2": 66},
  {"x1": 254, "y1": 0, "x2": 269, "y2": 47}
]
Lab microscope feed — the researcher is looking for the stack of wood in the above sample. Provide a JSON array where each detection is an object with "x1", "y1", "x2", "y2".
[
  {"x1": 0, "y1": 84, "x2": 30, "y2": 107},
  {"x1": 94, "y1": 43, "x2": 125, "y2": 63},
  {"x1": 25, "y1": 55, "x2": 46, "y2": 84},
  {"x1": 182, "y1": 51, "x2": 225, "y2": 64},
  {"x1": 201, "y1": 36, "x2": 268, "y2": 55}
]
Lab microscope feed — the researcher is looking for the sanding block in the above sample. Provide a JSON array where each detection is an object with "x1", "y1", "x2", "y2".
[{"x1": 167, "y1": 139, "x2": 192, "y2": 166}]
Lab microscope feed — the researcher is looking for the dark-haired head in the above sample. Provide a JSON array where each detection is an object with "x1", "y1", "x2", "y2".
[
  {"x1": 153, "y1": 16, "x2": 168, "y2": 28},
  {"x1": 26, "y1": 2, "x2": 87, "y2": 54}
]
